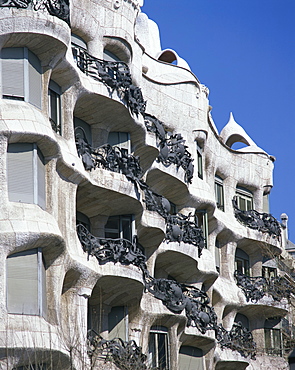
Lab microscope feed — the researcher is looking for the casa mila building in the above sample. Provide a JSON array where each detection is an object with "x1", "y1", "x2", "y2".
[{"x1": 0, "y1": 0, "x2": 294, "y2": 369}]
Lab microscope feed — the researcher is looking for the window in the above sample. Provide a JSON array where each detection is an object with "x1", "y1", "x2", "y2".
[
  {"x1": 74, "y1": 117, "x2": 92, "y2": 146},
  {"x1": 108, "y1": 306, "x2": 128, "y2": 341},
  {"x1": 7, "y1": 143, "x2": 46, "y2": 209},
  {"x1": 215, "y1": 176, "x2": 224, "y2": 211},
  {"x1": 76, "y1": 211, "x2": 90, "y2": 231},
  {"x1": 71, "y1": 34, "x2": 88, "y2": 73},
  {"x1": 7, "y1": 249, "x2": 46, "y2": 316},
  {"x1": 215, "y1": 239, "x2": 221, "y2": 273},
  {"x1": 235, "y1": 248, "x2": 250, "y2": 276},
  {"x1": 103, "y1": 49, "x2": 121, "y2": 62},
  {"x1": 48, "y1": 80, "x2": 61, "y2": 135},
  {"x1": 196, "y1": 142, "x2": 203, "y2": 179},
  {"x1": 1, "y1": 47, "x2": 42, "y2": 108},
  {"x1": 148, "y1": 326, "x2": 170, "y2": 370},
  {"x1": 179, "y1": 346, "x2": 204, "y2": 370},
  {"x1": 195, "y1": 210, "x2": 208, "y2": 248},
  {"x1": 265, "y1": 326, "x2": 282, "y2": 356},
  {"x1": 235, "y1": 187, "x2": 253, "y2": 211},
  {"x1": 108, "y1": 132, "x2": 131, "y2": 155},
  {"x1": 104, "y1": 215, "x2": 134, "y2": 242},
  {"x1": 13, "y1": 365, "x2": 47, "y2": 370},
  {"x1": 235, "y1": 313, "x2": 249, "y2": 329},
  {"x1": 262, "y1": 266, "x2": 277, "y2": 280}
]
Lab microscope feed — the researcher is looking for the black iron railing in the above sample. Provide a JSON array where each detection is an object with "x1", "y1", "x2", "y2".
[
  {"x1": 235, "y1": 270, "x2": 293, "y2": 302},
  {"x1": 233, "y1": 198, "x2": 281, "y2": 238},
  {"x1": 87, "y1": 330, "x2": 148, "y2": 370},
  {"x1": 71, "y1": 43, "x2": 146, "y2": 116},
  {"x1": 0, "y1": 0, "x2": 70, "y2": 25}
]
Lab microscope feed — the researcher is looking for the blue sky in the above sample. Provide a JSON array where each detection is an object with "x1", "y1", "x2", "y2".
[{"x1": 141, "y1": 0, "x2": 295, "y2": 240}]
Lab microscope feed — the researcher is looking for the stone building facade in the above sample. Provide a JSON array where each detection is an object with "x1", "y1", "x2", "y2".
[{"x1": 0, "y1": 0, "x2": 294, "y2": 369}]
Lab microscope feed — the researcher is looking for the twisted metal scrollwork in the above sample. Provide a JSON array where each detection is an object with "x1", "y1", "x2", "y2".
[
  {"x1": 0, "y1": 0, "x2": 70, "y2": 25},
  {"x1": 87, "y1": 330, "x2": 148, "y2": 370},
  {"x1": 72, "y1": 43, "x2": 146, "y2": 116},
  {"x1": 75, "y1": 128, "x2": 142, "y2": 181},
  {"x1": 144, "y1": 114, "x2": 194, "y2": 184},
  {"x1": 165, "y1": 213, "x2": 205, "y2": 257},
  {"x1": 216, "y1": 322, "x2": 256, "y2": 359},
  {"x1": 233, "y1": 198, "x2": 281, "y2": 238},
  {"x1": 235, "y1": 270, "x2": 293, "y2": 302}
]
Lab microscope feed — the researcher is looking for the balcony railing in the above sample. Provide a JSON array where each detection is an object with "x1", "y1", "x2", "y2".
[
  {"x1": 232, "y1": 198, "x2": 281, "y2": 238},
  {"x1": 216, "y1": 322, "x2": 256, "y2": 359},
  {"x1": 77, "y1": 224, "x2": 147, "y2": 272},
  {"x1": 0, "y1": 0, "x2": 70, "y2": 25},
  {"x1": 75, "y1": 128, "x2": 143, "y2": 181},
  {"x1": 87, "y1": 330, "x2": 148, "y2": 370},
  {"x1": 144, "y1": 114, "x2": 194, "y2": 184},
  {"x1": 72, "y1": 43, "x2": 146, "y2": 116},
  {"x1": 165, "y1": 213, "x2": 205, "y2": 257},
  {"x1": 235, "y1": 270, "x2": 293, "y2": 302}
]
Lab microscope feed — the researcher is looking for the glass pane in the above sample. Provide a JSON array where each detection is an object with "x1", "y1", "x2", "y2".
[
  {"x1": 158, "y1": 333, "x2": 168, "y2": 370},
  {"x1": 197, "y1": 152, "x2": 203, "y2": 179},
  {"x1": 148, "y1": 333, "x2": 157, "y2": 367},
  {"x1": 239, "y1": 197, "x2": 246, "y2": 211},
  {"x1": 122, "y1": 217, "x2": 132, "y2": 241},
  {"x1": 105, "y1": 216, "x2": 120, "y2": 238}
]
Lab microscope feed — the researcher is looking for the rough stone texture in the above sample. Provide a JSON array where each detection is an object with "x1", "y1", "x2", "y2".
[{"x1": 0, "y1": 2, "x2": 294, "y2": 370}]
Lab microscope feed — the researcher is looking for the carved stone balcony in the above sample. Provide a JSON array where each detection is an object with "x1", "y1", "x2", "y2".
[
  {"x1": 75, "y1": 130, "x2": 143, "y2": 182},
  {"x1": 165, "y1": 213, "x2": 205, "y2": 257},
  {"x1": 216, "y1": 322, "x2": 256, "y2": 359},
  {"x1": 77, "y1": 224, "x2": 147, "y2": 273},
  {"x1": 87, "y1": 330, "x2": 148, "y2": 370},
  {"x1": 235, "y1": 271, "x2": 293, "y2": 303},
  {"x1": 233, "y1": 198, "x2": 281, "y2": 238},
  {"x1": 0, "y1": 0, "x2": 70, "y2": 25},
  {"x1": 72, "y1": 43, "x2": 146, "y2": 116},
  {"x1": 144, "y1": 114, "x2": 194, "y2": 184}
]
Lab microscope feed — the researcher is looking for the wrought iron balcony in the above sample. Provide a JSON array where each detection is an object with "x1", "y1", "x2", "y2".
[
  {"x1": 165, "y1": 213, "x2": 205, "y2": 257},
  {"x1": 144, "y1": 114, "x2": 194, "y2": 184},
  {"x1": 235, "y1": 270, "x2": 293, "y2": 303},
  {"x1": 87, "y1": 330, "x2": 148, "y2": 370},
  {"x1": 75, "y1": 128, "x2": 142, "y2": 182},
  {"x1": 77, "y1": 224, "x2": 147, "y2": 272},
  {"x1": 71, "y1": 43, "x2": 146, "y2": 116},
  {"x1": 216, "y1": 322, "x2": 256, "y2": 359},
  {"x1": 50, "y1": 118, "x2": 61, "y2": 135},
  {"x1": 233, "y1": 198, "x2": 281, "y2": 238},
  {"x1": 0, "y1": 0, "x2": 70, "y2": 25},
  {"x1": 145, "y1": 277, "x2": 218, "y2": 335}
]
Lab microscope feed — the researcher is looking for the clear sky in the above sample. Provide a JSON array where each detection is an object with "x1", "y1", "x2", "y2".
[{"x1": 141, "y1": 0, "x2": 295, "y2": 240}]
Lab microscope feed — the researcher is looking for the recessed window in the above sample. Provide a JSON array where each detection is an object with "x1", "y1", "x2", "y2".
[
  {"x1": 48, "y1": 80, "x2": 61, "y2": 135},
  {"x1": 105, "y1": 215, "x2": 134, "y2": 242},
  {"x1": 215, "y1": 239, "x2": 221, "y2": 273},
  {"x1": 76, "y1": 211, "x2": 91, "y2": 231},
  {"x1": 179, "y1": 346, "x2": 204, "y2": 370},
  {"x1": 196, "y1": 142, "x2": 203, "y2": 179},
  {"x1": 235, "y1": 187, "x2": 253, "y2": 211},
  {"x1": 7, "y1": 143, "x2": 46, "y2": 209},
  {"x1": 108, "y1": 306, "x2": 128, "y2": 341},
  {"x1": 6, "y1": 248, "x2": 46, "y2": 316},
  {"x1": 1, "y1": 47, "x2": 42, "y2": 108},
  {"x1": 148, "y1": 326, "x2": 170, "y2": 370},
  {"x1": 264, "y1": 318, "x2": 283, "y2": 356},
  {"x1": 195, "y1": 210, "x2": 208, "y2": 248},
  {"x1": 108, "y1": 132, "x2": 131, "y2": 155},
  {"x1": 74, "y1": 117, "x2": 92, "y2": 146},
  {"x1": 215, "y1": 175, "x2": 224, "y2": 211},
  {"x1": 103, "y1": 49, "x2": 121, "y2": 62},
  {"x1": 235, "y1": 248, "x2": 250, "y2": 276},
  {"x1": 235, "y1": 313, "x2": 249, "y2": 329}
]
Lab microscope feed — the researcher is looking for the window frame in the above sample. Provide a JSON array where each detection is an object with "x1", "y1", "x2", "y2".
[
  {"x1": 148, "y1": 326, "x2": 170, "y2": 370},
  {"x1": 215, "y1": 175, "x2": 224, "y2": 211},
  {"x1": 196, "y1": 142, "x2": 203, "y2": 179},
  {"x1": 48, "y1": 80, "x2": 61, "y2": 135},
  {"x1": 7, "y1": 143, "x2": 46, "y2": 209},
  {"x1": 195, "y1": 210, "x2": 208, "y2": 248},
  {"x1": 235, "y1": 186, "x2": 254, "y2": 211},
  {"x1": 6, "y1": 248, "x2": 47, "y2": 317},
  {"x1": 104, "y1": 214, "x2": 134, "y2": 242},
  {"x1": 108, "y1": 132, "x2": 131, "y2": 155},
  {"x1": 235, "y1": 248, "x2": 250, "y2": 276}
]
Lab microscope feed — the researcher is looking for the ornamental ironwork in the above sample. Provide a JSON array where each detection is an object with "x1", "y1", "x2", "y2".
[
  {"x1": 216, "y1": 322, "x2": 256, "y2": 359},
  {"x1": 0, "y1": 0, "x2": 70, "y2": 25},
  {"x1": 165, "y1": 213, "x2": 205, "y2": 257},
  {"x1": 75, "y1": 127, "x2": 142, "y2": 181},
  {"x1": 144, "y1": 114, "x2": 194, "y2": 184},
  {"x1": 235, "y1": 270, "x2": 293, "y2": 302},
  {"x1": 50, "y1": 118, "x2": 61, "y2": 135},
  {"x1": 72, "y1": 43, "x2": 146, "y2": 116},
  {"x1": 87, "y1": 330, "x2": 148, "y2": 370},
  {"x1": 77, "y1": 224, "x2": 147, "y2": 271},
  {"x1": 233, "y1": 198, "x2": 281, "y2": 238}
]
